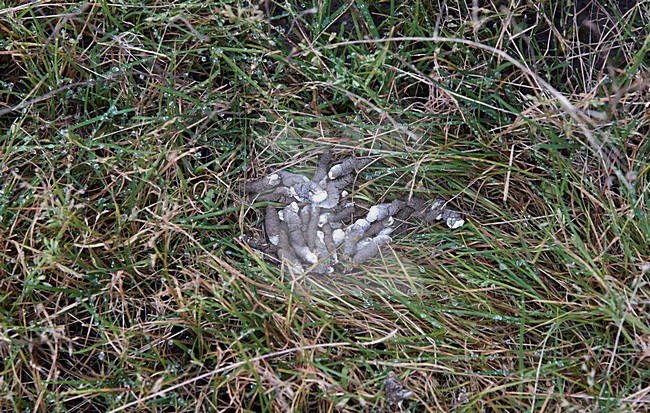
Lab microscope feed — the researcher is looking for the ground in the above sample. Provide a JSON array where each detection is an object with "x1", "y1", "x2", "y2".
[{"x1": 0, "y1": 1, "x2": 649, "y2": 412}]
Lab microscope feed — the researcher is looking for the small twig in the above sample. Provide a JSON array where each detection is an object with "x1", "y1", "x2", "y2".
[{"x1": 503, "y1": 143, "x2": 516, "y2": 203}]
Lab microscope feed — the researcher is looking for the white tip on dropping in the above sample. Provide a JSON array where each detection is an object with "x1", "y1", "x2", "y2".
[
  {"x1": 353, "y1": 218, "x2": 370, "y2": 231},
  {"x1": 431, "y1": 199, "x2": 445, "y2": 210},
  {"x1": 328, "y1": 164, "x2": 343, "y2": 180},
  {"x1": 379, "y1": 227, "x2": 393, "y2": 236},
  {"x1": 367, "y1": 205, "x2": 381, "y2": 222},
  {"x1": 310, "y1": 188, "x2": 328, "y2": 203},
  {"x1": 269, "y1": 235, "x2": 279, "y2": 246},
  {"x1": 356, "y1": 238, "x2": 372, "y2": 250},
  {"x1": 298, "y1": 247, "x2": 318, "y2": 264},
  {"x1": 332, "y1": 229, "x2": 345, "y2": 245},
  {"x1": 318, "y1": 213, "x2": 329, "y2": 227},
  {"x1": 447, "y1": 217, "x2": 465, "y2": 229},
  {"x1": 289, "y1": 187, "x2": 303, "y2": 202},
  {"x1": 267, "y1": 174, "x2": 280, "y2": 186}
]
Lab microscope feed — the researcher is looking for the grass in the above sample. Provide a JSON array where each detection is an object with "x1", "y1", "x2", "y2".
[{"x1": 0, "y1": 0, "x2": 648, "y2": 411}]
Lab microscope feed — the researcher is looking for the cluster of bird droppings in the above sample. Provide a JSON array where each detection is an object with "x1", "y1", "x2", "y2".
[{"x1": 239, "y1": 150, "x2": 464, "y2": 274}]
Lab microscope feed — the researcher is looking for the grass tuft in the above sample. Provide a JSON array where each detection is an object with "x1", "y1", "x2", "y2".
[{"x1": 1, "y1": 0, "x2": 649, "y2": 412}]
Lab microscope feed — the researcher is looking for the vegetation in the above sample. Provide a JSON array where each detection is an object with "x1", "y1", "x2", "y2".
[{"x1": 0, "y1": 0, "x2": 648, "y2": 411}]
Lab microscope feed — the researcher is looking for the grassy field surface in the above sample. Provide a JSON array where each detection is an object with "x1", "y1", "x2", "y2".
[{"x1": 1, "y1": 1, "x2": 649, "y2": 411}]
